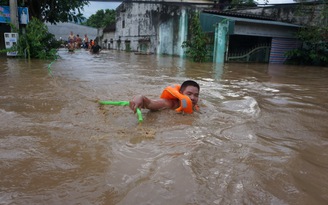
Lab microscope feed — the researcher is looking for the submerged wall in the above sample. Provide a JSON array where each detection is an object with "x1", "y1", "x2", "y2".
[{"x1": 114, "y1": 2, "x2": 209, "y2": 55}]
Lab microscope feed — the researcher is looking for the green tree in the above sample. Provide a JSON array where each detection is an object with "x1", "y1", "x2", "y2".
[
  {"x1": 182, "y1": 12, "x2": 209, "y2": 62},
  {"x1": 0, "y1": 0, "x2": 89, "y2": 24},
  {"x1": 15, "y1": 17, "x2": 60, "y2": 59},
  {"x1": 285, "y1": 26, "x2": 328, "y2": 66},
  {"x1": 285, "y1": 1, "x2": 328, "y2": 66},
  {"x1": 83, "y1": 9, "x2": 116, "y2": 28}
]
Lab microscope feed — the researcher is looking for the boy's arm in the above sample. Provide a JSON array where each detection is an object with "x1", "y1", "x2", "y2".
[{"x1": 129, "y1": 95, "x2": 176, "y2": 113}]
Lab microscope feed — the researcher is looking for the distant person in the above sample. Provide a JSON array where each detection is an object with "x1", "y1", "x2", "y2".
[
  {"x1": 90, "y1": 41, "x2": 101, "y2": 54},
  {"x1": 68, "y1": 31, "x2": 76, "y2": 51},
  {"x1": 83, "y1": 34, "x2": 89, "y2": 49},
  {"x1": 88, "y1": 39, "x2": 94, "y2": 50},
  {"x1": 76, "y1": 34, "x2": 82, "y2": 48},
  {"x1": 68, "y1": 42, "x2": 75, "y2": 52}
]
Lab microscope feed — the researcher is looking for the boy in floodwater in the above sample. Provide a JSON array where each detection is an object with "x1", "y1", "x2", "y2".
[
  {"x1": 129, "y1": 80, "x2": 200, "y2": 113},
  {"x1": 90, "y1": 41, "x2": 101, "y2": 54},
  {"x1": 68, "y1": 31, "x2": 76, "y2": 51}
]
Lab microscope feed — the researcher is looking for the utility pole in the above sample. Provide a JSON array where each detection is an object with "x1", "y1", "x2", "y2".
[{"x1": 9, "y1": 0, "x2": 19, "y2": 31}]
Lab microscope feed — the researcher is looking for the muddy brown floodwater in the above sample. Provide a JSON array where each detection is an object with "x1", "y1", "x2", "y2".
[{"x1": 0, "y1": 48, "x2": 327, "y2": 205}]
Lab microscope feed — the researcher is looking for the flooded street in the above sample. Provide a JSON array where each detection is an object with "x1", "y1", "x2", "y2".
[{"x1": 1, "y1": 48, "x2": 327, "y2": 205}]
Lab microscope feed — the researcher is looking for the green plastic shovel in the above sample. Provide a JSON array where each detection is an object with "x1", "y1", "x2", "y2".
[{"x1": 98, "y1": 100, "x2": 143, "y2": 123}]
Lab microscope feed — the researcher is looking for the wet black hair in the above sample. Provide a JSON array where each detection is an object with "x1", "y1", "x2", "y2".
[{"x1": 180, "y1": 80, "x2": 200, "y2": 92}]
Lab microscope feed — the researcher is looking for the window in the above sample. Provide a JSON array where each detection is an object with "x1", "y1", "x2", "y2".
[{"x1": 122, "y1": 14, "x2": 125, "y2": 29}]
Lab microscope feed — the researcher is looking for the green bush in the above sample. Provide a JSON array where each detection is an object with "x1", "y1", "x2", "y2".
[
  {"x1": 182, "y1": 12, "x2": 209, "y2": 62},
  {"x1": 285, "y1": 26, "x2": 328, "y2": 66},
  {"x1": 16, "y1": 17, "x2": 60, "y2": 59}
]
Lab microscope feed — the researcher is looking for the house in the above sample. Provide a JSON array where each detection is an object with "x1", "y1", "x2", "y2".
[
  {"x1": 103, "y1": 1, "x2": 325, "y2": 64},
  {"x1": 98, "y1": 23, "x2": 116, "y2": 49},
  {"x1": 200, "y1": 11, "x2": 301, "y2": 63}
]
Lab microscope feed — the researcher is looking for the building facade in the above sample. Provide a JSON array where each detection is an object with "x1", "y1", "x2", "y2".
[
  {"x1": 113, "y1": 2, "x2": 211, "y2": 55},
  {"x1": 102, "y1": 2, "x2": 326, "y2": 64}
]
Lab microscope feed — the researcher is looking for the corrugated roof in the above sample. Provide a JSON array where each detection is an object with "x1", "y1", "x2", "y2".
[
  {"x1": 203, "y1": 10, "x2": 276, "y2": 21},
  {"x1": 222, "y1": 15, "x2": 301, "y2": 27},
  {"x1": 202, "y1": 11, "x2": 301, "y2": 28}
]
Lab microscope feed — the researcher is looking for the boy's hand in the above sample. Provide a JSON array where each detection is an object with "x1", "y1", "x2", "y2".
[{"x1": 129, "y1": 95, "x2": 144, "y2": 113}]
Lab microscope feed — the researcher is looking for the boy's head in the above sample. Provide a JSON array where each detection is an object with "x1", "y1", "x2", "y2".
[
  {"x1": 180, "y1": 80, "x2": 200, "y2": 105},
  {"x1": 180, "y1": 80, "x2": 200, "y2": 92}
]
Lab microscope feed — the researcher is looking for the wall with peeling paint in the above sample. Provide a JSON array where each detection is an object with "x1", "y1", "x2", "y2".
[{"x1": 113, "y1": 2, "x2": 208, "y2": 55}]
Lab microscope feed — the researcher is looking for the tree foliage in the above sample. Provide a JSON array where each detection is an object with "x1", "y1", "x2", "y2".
[
  {"x1": 182, "y1": 12, "x2": 209, "y2": 62},
  {"x1": 15, "y1": 17, "x2": 60, "y2": 59},
  {"x1": 0, "y1": 0, "x2": 89, "y2": 24},
  {"x1": 285, "y1": 2, "x2": 328, "y2": 66},
  {"x1": 83, "y1": 9, "x2": 116, "y2": 28},
  {"x1": 285, "y1": 26, "x2": 328, "y2": 66}
]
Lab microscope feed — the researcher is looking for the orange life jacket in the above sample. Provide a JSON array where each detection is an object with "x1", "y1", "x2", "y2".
[{"x1": 160, "y1": 84, "x2": 194, "y2": 114}]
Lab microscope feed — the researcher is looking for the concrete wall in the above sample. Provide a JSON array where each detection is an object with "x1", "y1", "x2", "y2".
[
  {"x1": 114, "y1": 3, "x2": 159, "y2": 52},
  {"x1": 114, "y1": 2, "x2": 210, "y2": 54},
  {"x1": 237, "y1": 3, "x2": 327, "y2": 26},
  {"x1": 98, "y1": 28, "x2": 115, "y2": 49}
]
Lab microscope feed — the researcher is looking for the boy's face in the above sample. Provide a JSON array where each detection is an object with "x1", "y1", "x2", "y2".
[{"x1": 181, "y1": 86, "x2": 199, "y2": 106}]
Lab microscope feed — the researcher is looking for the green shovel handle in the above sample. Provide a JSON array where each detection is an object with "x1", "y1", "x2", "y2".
[
  {"x1": 98, "y1": 101, "x2": 130, "y2": 106},
  {"x1": 99, "y1": 100, "x2": 143, "y2": 123}
]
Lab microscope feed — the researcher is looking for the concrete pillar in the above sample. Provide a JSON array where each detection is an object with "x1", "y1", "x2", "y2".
[
  {"x1": 213, "y1": 20, "x2": 229, "y2": 63},
  {"x1": 10, "y1": 0, "x2": 19, "y2": 31}
]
